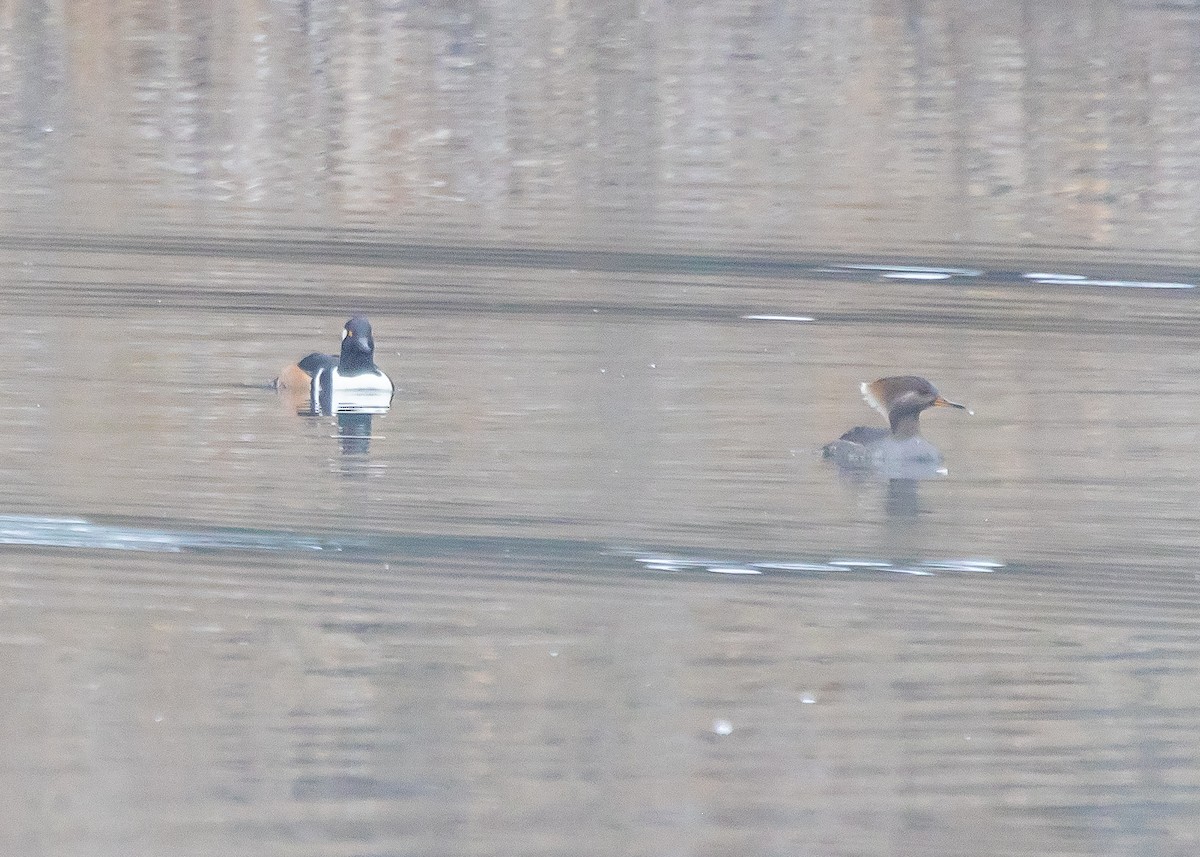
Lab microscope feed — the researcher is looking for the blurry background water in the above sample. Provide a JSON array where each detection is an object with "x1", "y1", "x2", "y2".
[{"x1": 2, "y1": 2, "x2": 1200, "y2": 855}]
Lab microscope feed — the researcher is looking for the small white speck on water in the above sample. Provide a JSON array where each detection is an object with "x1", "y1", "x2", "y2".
[{"x1": 712, "y1": 719, "x2": 733, "y2": 736}]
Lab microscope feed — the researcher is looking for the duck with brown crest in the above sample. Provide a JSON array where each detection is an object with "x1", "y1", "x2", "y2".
[{"x1": 823, "y1": 376, "x2": 971, "y2": 474}]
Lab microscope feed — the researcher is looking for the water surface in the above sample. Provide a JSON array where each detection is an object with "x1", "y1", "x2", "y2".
[{"x1": 3, "y1": 2, "x2": 1200, "y2": 856}]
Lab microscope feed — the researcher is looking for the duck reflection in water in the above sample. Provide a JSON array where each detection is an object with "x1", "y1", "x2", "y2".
[
  {"x1": 823, "y1": 375, "x2": 971, "y2": 481},
  {"x1": 335, "y1": 412, "x2": 377, "y2": 456}
]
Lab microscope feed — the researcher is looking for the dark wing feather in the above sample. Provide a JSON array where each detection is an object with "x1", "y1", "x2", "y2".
[
  {"x1": 835, "y1": 426, "x2": 889, "y2": 445},
  {"x1": 297, "y1": 352, "x2": 337, "y2": 374}
]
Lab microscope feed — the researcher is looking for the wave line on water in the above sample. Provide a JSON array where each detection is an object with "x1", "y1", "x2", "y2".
[
  {"x1": 0, "y1": 515, "x2": 1006, "y2": 579},
  {"x1": 630, "y1": 552, "x2": 1004, "y2": 577}
]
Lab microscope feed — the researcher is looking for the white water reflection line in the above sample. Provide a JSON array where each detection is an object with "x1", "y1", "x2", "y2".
[
  {"x1": 740, "y1": 314, "x2": 815, "y2": 322},
  {"x1": 835, "y1": 264, "x2": 984, "y2": 277},
  {"x1": 5, "y1": 515, "x2": 1004, "y2": 580},
  {"x1": 1023, "y1": 273, "x2": 1196, "y2": 289},
  {"x1": 0, "y1": 515, "x2": 327, "y2": 553},
  {"x1": 632, "y1": 553, "x2": 1004, "y2": 577},
  {"x1": 0, "y1": 515, "x2": 184, "y2": 552},
  {"x1": 882, "y1": 271, "x2": 954, "y2": 281}
]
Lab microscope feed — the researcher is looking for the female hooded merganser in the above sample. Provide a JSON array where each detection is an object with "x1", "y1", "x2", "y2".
[
  {"x1": 823, "y1": 376, "x2": 970, "y2": 469},
  {"x1": 274, "y1": 315, "x2": 394, "y2": 414}
]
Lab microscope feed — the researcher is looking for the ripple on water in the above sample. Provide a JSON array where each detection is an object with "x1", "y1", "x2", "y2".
[{"x1": 629, "y1": 552, "x2": 1005, "y2": 577}]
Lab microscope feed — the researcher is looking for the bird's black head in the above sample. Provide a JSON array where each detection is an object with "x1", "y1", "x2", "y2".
[{"x1": 340, "y1": 315, "x2": 377, "y2": 371}]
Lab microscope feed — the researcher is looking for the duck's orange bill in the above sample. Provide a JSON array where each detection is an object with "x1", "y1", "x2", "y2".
[{"x1": 933, "y1": 396, "x2": 972, "y2": 415}]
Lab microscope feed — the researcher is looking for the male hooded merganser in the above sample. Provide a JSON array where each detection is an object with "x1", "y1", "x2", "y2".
[
  {"x1": 823, "y1": 376, "x2": 970, "y2": 469},
  {"x1": 274, "y1": 315, "x2": 394, "y2": 414}
]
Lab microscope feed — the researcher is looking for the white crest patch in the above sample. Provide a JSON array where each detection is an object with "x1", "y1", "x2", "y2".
[{"x1": 860, "y1": 381, "x2": 889, "y2": 419}]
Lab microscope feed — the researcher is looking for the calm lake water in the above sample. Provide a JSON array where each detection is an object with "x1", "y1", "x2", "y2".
[{"x1": 3, "y1": 2, "x2": 1200, "y2": 856}]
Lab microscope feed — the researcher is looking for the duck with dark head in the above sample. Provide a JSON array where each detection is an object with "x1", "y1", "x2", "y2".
[{"x1": 274, "y1": 315, "x2": 394, "y2": 416}]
